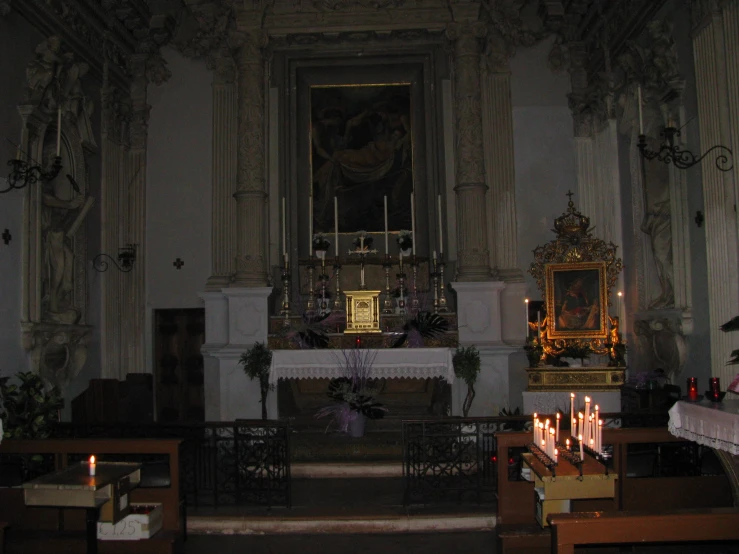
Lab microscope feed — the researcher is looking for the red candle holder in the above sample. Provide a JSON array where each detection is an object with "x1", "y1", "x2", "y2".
[
  {"x1": 687, "y1": 377, "x2": 699, "y2": 401},
  {"x1": 709, "y1": 377, "x2": 721, "y2": 400}
]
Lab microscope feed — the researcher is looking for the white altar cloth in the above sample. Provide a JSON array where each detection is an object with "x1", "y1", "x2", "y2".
[
  {"x1": 668, "y1": 399, "x2": 739, "y2": 455},
  {"x1": 268, "y1": 348, "x2": 455, "y2": 385}
]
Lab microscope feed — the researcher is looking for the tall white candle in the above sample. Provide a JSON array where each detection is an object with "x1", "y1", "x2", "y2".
[
  {"x1": 637, "y1": 86, "x2": 644, "y2": 135},
  {"x1": 570, "y1": 393, "x2": 575, "y2": 422},
  {"x1": 384, "y1": 195, "x2": 389, "y2": 255},
  {"x1": 555, "y1": 412, "x2": 560, "y2": 443},
  {"x1": 410, "y1": 192, "x2": 416, "y2": 255},
  {"x1": 56, "y1": 108, "x2": 62, "y2": 156},
  {"x1": 334, "y1": 197, "x2": 339, "y2": 257},
  {"x1": 579, "y1": 434, "x2": 584, "y2": 460},
  {"x1": 308, "y1": 195, "x2": 313, "y2": 256},
  {"x1": 282, "y1": 197, "x2": 287, "y2": 256},
  {"x1": 584, "y1": 396, "x2": 591, "y2": 445},
  {"x1": 549, "y1": 428, "x2": 555, "y2": 457},
  {"x1": 598, "y1": 419, "x2": 603, "y2": 452},
  {"x1": 594, "y1": 405, "x2": 599, "y2": 446},
  {"x1": 524, "y1": 298, "x2": 530, "y2": 338},
  {"x1": 438, "y1": 195, "x2": 443, "y2": 256}
]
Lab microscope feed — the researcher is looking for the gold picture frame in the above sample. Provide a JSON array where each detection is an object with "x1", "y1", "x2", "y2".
[{"x1": 545, "y1": 261, "x2": 608, "y2": 340}]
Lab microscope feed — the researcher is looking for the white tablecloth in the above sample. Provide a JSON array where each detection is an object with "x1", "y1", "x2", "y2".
[
  {"x1": 268, "y1": 348, "x2": 455, "y2": 385},
  {"x1": 668, "y1": 399, "x2": 739, "y2": 455}
]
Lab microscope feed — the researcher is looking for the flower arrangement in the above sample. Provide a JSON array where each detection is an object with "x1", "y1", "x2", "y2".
[
  {"x1": 523, "y1": 338, "x2": 544, "y2": 367},
  {"x1": 312, "y1": 233, "x2": 331, "y2": 252},
  {"x1": 316, "y1": 349, "x2": 386, "y2": 434},
  {"x1": 397, "y1": 230, "x2": 413, "y2": 251},
  {"x1": 352, "y1": 231, "x2": 373, "y2": 251}
]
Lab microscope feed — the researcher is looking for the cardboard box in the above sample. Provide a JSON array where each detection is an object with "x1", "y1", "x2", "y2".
[{"x1": 97, "y1": 503, "x2": 163, "y2": 540}]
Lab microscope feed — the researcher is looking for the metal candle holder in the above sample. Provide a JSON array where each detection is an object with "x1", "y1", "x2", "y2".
[
  {"x1": 4, "y1": 155, "x2": 62, "y2": 194},
  {"x1": 332, "y1": 256, "x2": 343, "y2": 312},
  {"x1": 280, "y1": 264, "x2": 291, "y2": 325},
  {"x1": 438, "y1": 257, "x2": 449, "y2": 313},
  {"x1": 318, "y1": 257, "x2": 329, "y2": 315},
  {"x1": 396, "y1": 260, "x2": 407, "y2": 315},
  {"x1": 306, "y1": 256, "x2": 316, "y2": 316},
  {"x1": 382, "y1": 256, "x2": 394, "y2": 314},
  {"x1": 431, "y1": 258, "x2": 440, "y2": 314},
  {"x1": 410, "y1": 256, "x2": 419, "y2": 313}
]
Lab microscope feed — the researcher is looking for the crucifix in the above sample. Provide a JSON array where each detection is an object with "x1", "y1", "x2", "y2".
[{"x1": 348, "y1": 233, "x2": 377, "y2": 290}]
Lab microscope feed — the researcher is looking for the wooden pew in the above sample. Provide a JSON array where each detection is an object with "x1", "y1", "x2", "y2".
[
  {"x1": 0, "y1": 439, "x2": 183, "y2": 554},
  {"x1": 548, "y1": 509, "x2": 739, "y2": 554}
]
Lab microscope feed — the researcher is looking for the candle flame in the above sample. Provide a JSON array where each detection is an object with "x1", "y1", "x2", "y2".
[
  {"x1": 585, "y1": 396, "x2": 591, "y2": 402},
  {"x1": 556, "y1": 412, "x2": 560, "y2": 420},
  {"x1": 566, "y1": 439, "x2": 570, "y2": 447},
  {"x1": 617, "y1": 291, "x2": 623, "y2": 297},
  {"x1": 90, "y1": 455, "x2": 95, "y2": 464},
  {"x1": 525, "y1": 298, "x2": 529, "y2": 304},
  {"x1": 549, "y1": 427, "x2": 555, "y2": 435}
]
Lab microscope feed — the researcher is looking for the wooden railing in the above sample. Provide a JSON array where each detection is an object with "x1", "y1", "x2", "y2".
[{"x1": 548, "y1": 509, "x2": 739, "y2": 554}]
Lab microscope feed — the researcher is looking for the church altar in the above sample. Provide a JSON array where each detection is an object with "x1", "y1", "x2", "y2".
[{"x1": 268, "y1": 348, "x2": 455, "y2": 386}]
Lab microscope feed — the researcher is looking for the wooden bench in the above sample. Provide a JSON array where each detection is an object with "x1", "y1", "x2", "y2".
[
  {"x1": 548, "y1": 508, "x2": 739, "y2": 554},
  {"x1": 0, "y1": 439, "x2": 183, "y2": 554}
]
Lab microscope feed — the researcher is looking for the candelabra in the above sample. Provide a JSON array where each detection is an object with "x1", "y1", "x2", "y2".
[
  {"x1": 437, "y1": 256, "x2": 449, "y2": 313},
  {"x1": 332, "y1": 257, "x2": 344, "y2": 312},
  {"x1": 280, "y1": 263, "x2": 291, "y2": 324},
  {"x1": 92, "y1": 244, "x2": 137, "y2": 273},
  {"x1": 3, "y1": 155, "x2": 62, "y2": 194},
  {"x1": 382, "y1": 256, "x2": 394, "y2": 314},
  {"x1": 318, "y1": 257, "x2": 330, "y2": 315},
  {"x1": 396, "y1": 261, "x2": 407, "y2": 315},
  {"x1": 410, "y1": 256, "x2": 419, "y2": 313},
  {"x1": 637, "y1": 127, "x2": 733, "y2": 172},
  {"x1": 306, "y1": 256, "x2": 316, "y2": 316},
  {"x1": 431, "y1": 259, "x2": 440, "y2": 315}
]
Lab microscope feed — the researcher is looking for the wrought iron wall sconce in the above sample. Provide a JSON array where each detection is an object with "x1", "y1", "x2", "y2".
[
  {"x1": 93, "y1": 244, "x2": 137, "y2": 273},
  {"x1": 3, "y1": 155, "x2": 63, "y2": 194},
  {"x1": 637, "y1": 126, "x2": 733, "y2": 172}
]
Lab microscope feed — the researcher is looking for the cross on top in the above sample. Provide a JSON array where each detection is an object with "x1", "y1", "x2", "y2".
[
  {"x1": 2, "y1": 229, "x2": 11, "y2": 245},
  {"x1": 173, "y1": 258, "x2": 184, "y2": 270},
  {"x1": 566, "y1": 190, "x2": 575, "y2": 202}
]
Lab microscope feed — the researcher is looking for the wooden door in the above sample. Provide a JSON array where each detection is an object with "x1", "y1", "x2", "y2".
[{"x1": 153, "y1": 308, "x2": 205, "y2": 422}]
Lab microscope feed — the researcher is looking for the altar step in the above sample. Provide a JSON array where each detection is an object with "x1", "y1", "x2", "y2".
[{"x1": 187, "y1": 477, "x2": 496, "y2": 536}]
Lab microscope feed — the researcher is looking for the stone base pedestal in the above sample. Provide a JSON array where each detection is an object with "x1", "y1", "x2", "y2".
[
  {"x1": 199, "y1": 287, "x2": 274, "y2": 420},
  {"x1": 522, "y1": 390, "x2": 621, "y2": 417}
]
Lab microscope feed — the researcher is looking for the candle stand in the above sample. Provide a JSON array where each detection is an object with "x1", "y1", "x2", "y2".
[
  {"x1": 332, "y1": 257, "x2": 343, "y2": 312},
  {"x1": 306, "y1": 257, "x2": 316, "y2": 316},
  {"x1": 437, "y1": 258, "x2": 449, "y2": 313},
  {"x1": 318, "y1": 257, "x2": 330, "y2": 315},
  {"x1": 527, "y1": 443, "x2": 558, "y2": 476},
  {"x1": 410, "y1": 256, "x2": 420, "y2": 313},
  {"x1": 396, "y1": 267, "x2": 407, "y2": 315},
  {"x1": 382, "y1": 257, "x2": 394, "y2": 314},
  {"x1": 280, "y1": 264, "x2": 291, "y2": 325},
  {"x1": 431, "y1": 266, "x2": 440, "y2": 314}
]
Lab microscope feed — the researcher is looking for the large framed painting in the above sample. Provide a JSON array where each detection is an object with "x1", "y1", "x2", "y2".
[
  {"x1": 310, "y1": 83, "x2": 414, "y2": 234},
  {"x1": 545, "y1": 261, "x2": 608, "y2": 340}
]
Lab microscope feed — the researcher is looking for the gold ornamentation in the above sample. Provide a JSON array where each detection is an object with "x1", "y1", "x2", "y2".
[
  {"x1": 526, "y1": 366, "x2": 625, "y2": 391},
  {"x1": 344, "y1": 290, "x2": 382, "y2": 334}
]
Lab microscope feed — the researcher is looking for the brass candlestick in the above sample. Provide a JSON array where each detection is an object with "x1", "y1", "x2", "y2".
[
  {"x1": 306, "y1": 256, "x2": 316, "y2": 315},
  {"x1": 280, "y1": 263, "x2": 291, "y2": 325},
  {"x1": 382, "y1": 256, "x2": 393, "y2": 314},
  {"x1": 396, "y1": 264, "x2": 407, "y2": 315},
  {"x1": 431, "y1": 258, "x2": 440, "y2": 314},
  {"x1": 410, "y1": 255, "x2": 420, "y2": 313},
  {"x1": 318, "y1": 257, "x2": 329, "y2": 315},
  {"x1": 438, "y1": 257, "x2": 449, "y2": 313},
  {"x1": 333, "y1": 256, "x2": 344, "y2": 312}
]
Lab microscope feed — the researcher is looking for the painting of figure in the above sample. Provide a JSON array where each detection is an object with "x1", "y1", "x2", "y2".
[
  {"x1": 310, "y1": 84, "x2": 413, "y2": 234},
  {"x1": 545, "y1": 262, "x2": 607, "y2": 339}
]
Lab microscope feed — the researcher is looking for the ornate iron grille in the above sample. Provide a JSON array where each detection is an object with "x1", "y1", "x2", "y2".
[{"x1": 50, "y1": 421, "x2": 291, "y2": 508}]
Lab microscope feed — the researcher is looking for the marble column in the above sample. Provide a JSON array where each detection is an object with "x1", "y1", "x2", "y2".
[
  {"x1": 447, "y1": 22, "x2": 492, "y2": 282},
  {"x1": 481, "y1": 70, "x2": 520, "y2": 283},
  {"x1": 693, "y1": 6, "x2": 739, "y2": 385},
  {"x1": 206, "y1": 53, "x2": 238, "y2": 290},
  {"x1": 232, "y1": 32, "x2": 268, "y2": 287}
]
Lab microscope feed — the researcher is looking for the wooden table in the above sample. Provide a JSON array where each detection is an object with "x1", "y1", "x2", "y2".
[{"x1": 23, "y1": 462, "x2": 141, "y2": 554}]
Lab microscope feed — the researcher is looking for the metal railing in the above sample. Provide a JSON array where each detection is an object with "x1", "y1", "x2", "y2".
[{"x1": 50, "y1": 420, "x2": 291, "y2": 508}]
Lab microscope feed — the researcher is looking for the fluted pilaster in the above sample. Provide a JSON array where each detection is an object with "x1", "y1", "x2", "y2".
[
  {"x1": 207, "y1": 53, "x2": 238, "y2": 289},
  {"x1": 481, "y1": 71, "x2": 520, "y2": 282},
  {"x1": 447, "y1": 22, "x2": 492, "y2": 281},
  {"x1": 694, "y1": 6, "x2": 739, "y2": 384},
  {"x1": 232, "y1": 32, "x2": 268, "y2": 287}
]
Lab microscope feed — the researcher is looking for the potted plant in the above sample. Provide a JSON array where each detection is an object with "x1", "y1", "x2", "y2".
[
  {"x1": 559, "y1": 343, "x2": 592, "y2": 367},
  {"x1": 239, "y1": 342, "x2": 273, "y2": 420},
  {"x1": 397, "y1": 230, "x2": 413, "y2": 256},
  {"x1": 312, "y1": 233, "x2": 331, "y2": 259},
  {"x1": 524, "y1": 338, "x2": 544, "y2": 367},
  {"x1": 391, "y1": 311, "x2": 449, "y2": 348},
  {"x1": 453, "y1": 345, "x2": 481, "y2": 417},
  {"x1": 0, "y1": 371, "x2": 64, "y2": 439},
  {"x1": 720, "y1": 316, "x2": 739, "y2": 394},
  {"x1": 316, "y1": 349, "x2": 386, "y2": 436}
]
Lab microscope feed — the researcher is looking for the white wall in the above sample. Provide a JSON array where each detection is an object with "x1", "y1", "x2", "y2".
[
  {"x1": 146, "y1": 47, "x2": 213, "y2": 371},
  {"x1": 146, "y1": 47, "x2": 213, "y2": 310},
  {"x1": 510, "y1": 39, "x2": 576, "y2": 301}
]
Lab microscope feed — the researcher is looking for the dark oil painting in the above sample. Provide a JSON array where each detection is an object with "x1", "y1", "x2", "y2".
[{"x1": 310, "y1": 84, "x2": 413, "y2": 234}]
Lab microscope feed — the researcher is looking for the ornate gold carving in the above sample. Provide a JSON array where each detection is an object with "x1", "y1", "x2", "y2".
[
  {"x1": 526, "y1": 366, "x2": 625, "y2": 391},
  {"x1": 345, "y1": 290, "x2": 383, "y2": 334}
]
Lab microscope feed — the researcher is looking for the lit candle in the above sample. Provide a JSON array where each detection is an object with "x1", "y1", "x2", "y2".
[
  {"x1": 617, "y1": 291, "x2": 623, "y2": 318},
  {"x1": 637, "y1": 85, "x2": 644, "y2": 135},
  {"x1": 565, "y1": 438, "x2": 570, "y2": 452},
  {"x1": 584, "y1": 396, "x2": 591, "y2": 445},
  {"x1": 578, "y1": 412, "x2": 583, "y2": 441},
  {"x1": 533, "y1": 413, "x2": 538, "y2": 443},
  {"x1": 438, "y1": 194, "x2": 443, "y2": 256},
  {"x1": 598, "y1": 419, "x2": 603, "y2": 452},
  {"x1": 549, "y1": 427, "x2": 556, "y2": 457},
  {"x1": 555, "y1": 412, "x2": 560, "y2": 443},
  {"x1": 590, "y1": 438, "x2": 595, "y2": 452},
  {"x1": 308, "y1": 195, "x2": 313, "y2": 256},
  {"x1": 594, "y1": 405, "x2": 599, "y2": 441},
  {"x1": 525, "y1": 298, "x2": 530, "y2": 338},
  {"x1": 282, "y1": 197, "x2": 287, "y2": 257},
  {"x1": 570, "y1": 393, "x2": 575, "y2": 423},
  {"x1": 579, "y1": 434, "x2": 584, "y2": 460},
  {"x1": 384, "y1": 195, "x2": 389, "y2": 255},
  {"x1": 89, "y1": 455, "x2": 96, "y2": 477},
  {"x1": 56, "y1": 108, "x2": 62, "y2": 156},
  {"x1": 554, "y1": 448, "x2": 558, "y2": 464},
  {"x1": 410, "y1": 192, "x2": 416, "y2": 255},
  {"x1": 334, "y1": 197, "x2": 339, "y2": 257}
]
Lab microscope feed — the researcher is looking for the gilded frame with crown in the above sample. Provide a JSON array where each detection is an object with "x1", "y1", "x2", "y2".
[{"x1": 545, "y1": 261, "x2": 608, "y2": 340}]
